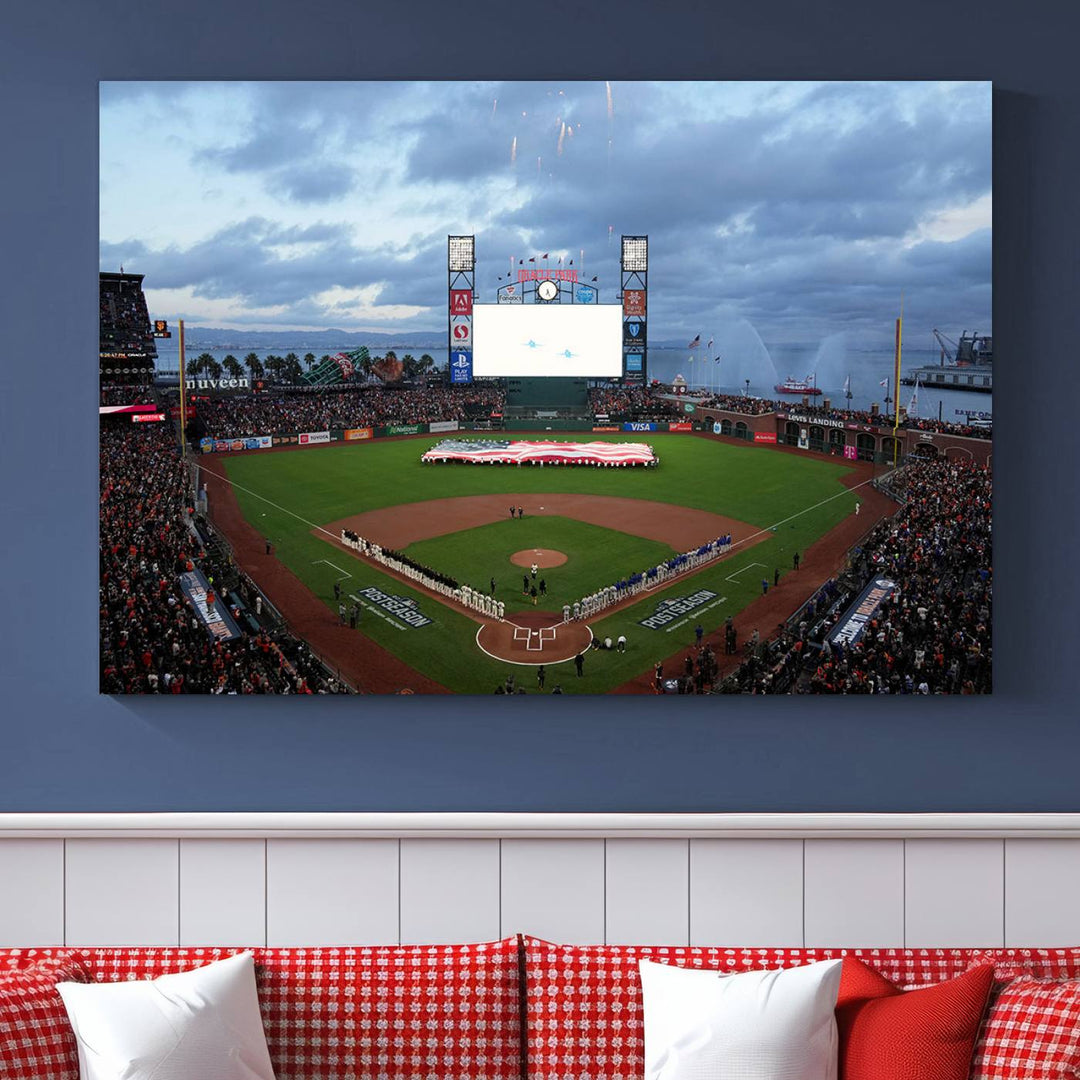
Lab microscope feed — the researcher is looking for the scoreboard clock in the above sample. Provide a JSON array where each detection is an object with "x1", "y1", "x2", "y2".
[{"x1": 537, "y1": 279, "x2": 558, "y2": 302}]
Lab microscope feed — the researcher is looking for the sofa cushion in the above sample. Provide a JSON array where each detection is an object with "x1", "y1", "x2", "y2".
[
  {"x1": 0, "y1": 955, "x2": 92, "y2": 1080},
  {"x1": 970, "y1": 977, "x2": 1080, "y2": 1080},
  {"x1": 969, "y1": 949, "x2": 1080, "y2": 981},
  {"x1": 57, "y1": 952, "x2": 275, "y2": 1080},
  {"x1": 0, "y1": 940, "x2": 521, "y2": 1080},
  {"x1": 835, "y1": 958, "x2": 993, "y2": 1080},
  {"x1": 522, "y1": 937, "x2": 975, "y2": 1080}
]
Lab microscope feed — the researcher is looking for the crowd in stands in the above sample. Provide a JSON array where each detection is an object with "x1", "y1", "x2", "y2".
[
  {"x1": 718, "y1": 458, "x2": 992, "y2": 694},
  {"x1": 101, "y1": 384, "x2": 156, "y2": 407},
  {"x1": 99, "y1": 421, "x2": 344, "y2": 694},
  {"x1": 192, "y1": 384, "x2": 506, "y2": 438},
  {"x1": 100, "y1": 281, "x2": 154, "y2": 353},
  {"x1": 684, "y1": 390, "x2": 992, "y2": 439},
  {"x1": 588, "y1": 385, "x2": 681, "y2": 420}
]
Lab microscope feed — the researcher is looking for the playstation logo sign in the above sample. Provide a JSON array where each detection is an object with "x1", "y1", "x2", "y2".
[{"x1": 450, "y1": 350, "x2": 473, "y2": 384}]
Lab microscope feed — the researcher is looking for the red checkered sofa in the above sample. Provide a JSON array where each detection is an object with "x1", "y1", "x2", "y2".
[{"x1": 3, "y1": 937, "x2": 1079, "y2": 1079}]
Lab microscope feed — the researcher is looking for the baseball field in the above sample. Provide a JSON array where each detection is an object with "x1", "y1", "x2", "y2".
[{"x1": 211, "y1": 433, "x2": 862, "y2": 693}]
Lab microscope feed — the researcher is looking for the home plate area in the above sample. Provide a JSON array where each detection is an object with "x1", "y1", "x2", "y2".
[{"x1": 475, "y1": 611, "x2": 593, "y2": 666}]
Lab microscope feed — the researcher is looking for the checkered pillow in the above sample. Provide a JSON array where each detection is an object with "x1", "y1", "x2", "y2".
[
  {"x1": 971, "y1": 978, "x2": 1080, "y2": 1079},
  {"x1": 0, "y1": 955, "x2": 92, "y2": 1080},
  {"x1": 522, "y1": 937, "x2": 974, "y2": 1080},
  {"x1": 1, "y1": 941, "x2": 522, "y2": 1080},
  {"x1": 971, "y1": 950, "x2": 1080, "y2": 982}
]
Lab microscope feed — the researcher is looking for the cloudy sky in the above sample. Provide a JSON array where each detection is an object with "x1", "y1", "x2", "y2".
[{"x1": 100, "y1": 80, "x2": 990, "y2": 347}]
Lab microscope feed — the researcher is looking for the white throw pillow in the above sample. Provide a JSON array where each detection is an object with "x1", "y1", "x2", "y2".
[
  {"x1": 57, "y1": 951, "x2": 276, "y2": 1080},
  {"x1": 639, "y1": 957, "x2": 843, "y2": 1080}
]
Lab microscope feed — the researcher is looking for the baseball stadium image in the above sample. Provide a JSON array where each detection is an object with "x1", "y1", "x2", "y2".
[{"x1": 99, "y1": 81, "x2": 991, "y2": 695}]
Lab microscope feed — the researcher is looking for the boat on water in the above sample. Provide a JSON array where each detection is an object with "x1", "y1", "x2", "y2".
[
  {"x1": 901, "y1": 330, "x2": 992, "y2": 394},
  {"x1": 774, "y1": 374, "x2": 822, "y2": 396}
]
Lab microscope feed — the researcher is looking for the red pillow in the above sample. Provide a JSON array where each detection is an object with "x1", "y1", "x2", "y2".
[
  {"x1": 971, "y1": 977, "x2": 1080, "y2": 1080},
  {"x1": 836, "y1": 957, "x2": 994, "y2": 1080},
  {"x1": 0, "y1": 955, "x2": 92, "y2": 1080}
]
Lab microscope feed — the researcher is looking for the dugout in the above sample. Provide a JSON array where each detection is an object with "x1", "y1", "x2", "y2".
[{"x1": 504, "y1": 376, "x2": 589, "y2": 419}]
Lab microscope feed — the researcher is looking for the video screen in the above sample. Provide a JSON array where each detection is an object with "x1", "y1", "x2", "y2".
[{"x1": 472, "y1": 304, "x2": 623, "y2": 377}]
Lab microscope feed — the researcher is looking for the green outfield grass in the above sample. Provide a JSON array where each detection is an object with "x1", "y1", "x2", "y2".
[{"x1": 221, "y1": 433, "x2": 859, "y2": 693}]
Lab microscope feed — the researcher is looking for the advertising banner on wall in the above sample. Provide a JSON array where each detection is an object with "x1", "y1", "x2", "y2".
[
  {"x1": 429, "y1": 420, "x2": 460, "y2": 433},
  {"x1": 712, "y1": 421, "x2": 724, "y2": 434},
  {"x1": 299, "y1": 431, "x2": 331, "y2": 445},
  {"x1": 624, "y1": 353, "x2": 643, "y2": 372},
  {"x1": 385, "y1": 423, "x2": 425, "y2": 435},
  {"x1": 623, "y1": 421, "x2": 657, "y2": 432},
  {"x1": 798, "y1": 427, "x2": 809, "y2": 450},
  {"x1": 449, "y1": 350, "x2": 473, "y2": 384},
  {"x1": 132, "y1": 413, "x2": 166, "y2": 423},
  {"x1": 829, "y1": 577, "x2": 898, "y2": 648},
  {"x1": 200, "y1": 435, "x2": 272, "y2": 453},
  {"x1": 178, "y1": 568, "x2": 242, "y2": 642},
  {"x1": 623, "y1": 290, "x2": 646, "y2": 316},
  {"x1": 844, "y1": 444, "x2": 858, "y2": 460},
  {"x1": 345, "y1": 427, "x2": 374, "y2": 441},
  {"x1": 449, "y1": 289, "x2": 473, "y2": 315},
  {"x1": 668, "y1": 422, "x2": 693, "y2": 432},
  {"x1": 497, "y1": 284, "x2": 523, "y2": 303},
  {"x1": 450, "y1": 321, "x2": 472, "y2": 346},
  {"x1": 623, "y1": 319, "x2": 646, "y2": 348},
  {"x1": 754, "y1": 431, "x2": 778, "y2": 444}
]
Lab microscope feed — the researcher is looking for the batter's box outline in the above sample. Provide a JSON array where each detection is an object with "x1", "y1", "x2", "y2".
[{"x1": 513, "y1": 626, "x2": 557, "y2": 651}]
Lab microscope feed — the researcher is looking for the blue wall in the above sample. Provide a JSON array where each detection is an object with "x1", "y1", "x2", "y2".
[{"x1": 1, "y1": 0, "x2": 1076, "y2": 812}]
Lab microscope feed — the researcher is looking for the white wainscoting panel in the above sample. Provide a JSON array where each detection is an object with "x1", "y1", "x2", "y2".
[
  {"x1": 905, "y1": 839, "x2": 1004, "y2": 947},
  {"x1": 690, "y1": 839, "x2": 804, "y2": 946},
  {"x1": 1005, "y1": 839, "x2": 1080, "y2": 946},
  {"x1": 501, "y1": 839, "x2": 604, "y2": 943},
  {"x1": 400, "y1": 839, "x2": 500, "y2": 944},
  {"x1": 266, "y1": 839, "x2": 398, "y2": 946},
  {"x1": 605, "y1": 839, "x2": 689, "y2": 945},
  {"x1": 64, "y1": 839, "x2": 180, "y2": 946},
  {"x1": 0, "y1": 840, "x2": 64, "y2": 946},
  {"x1": 804, "y1": 839, "x2": 904, "y2": 947},
  {"x1": 179, "y1": 839, "x2": 266, "y2": 947},
  {"x1": 1, "y1": 817, "x2": 1077, "y2": 950}
]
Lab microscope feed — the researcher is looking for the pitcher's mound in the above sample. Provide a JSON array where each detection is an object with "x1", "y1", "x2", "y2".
[{"x1": 510, "y1": 548, "x2": 567, "y2": 568}]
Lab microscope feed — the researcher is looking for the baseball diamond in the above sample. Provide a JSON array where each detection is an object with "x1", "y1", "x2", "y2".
[{"x1": 199, "y1": 429, "x2": 895, "y2": 693}]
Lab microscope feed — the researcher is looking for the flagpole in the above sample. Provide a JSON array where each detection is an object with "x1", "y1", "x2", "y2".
[
  {"x1": 178, "y1": 318, "x2": 187, "y2": 456},
  {"x1": 892, "y1": 292, "x2": 903, "y2": 465}
]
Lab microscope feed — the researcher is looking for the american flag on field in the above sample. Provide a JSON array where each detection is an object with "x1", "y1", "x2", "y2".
[{"x1": 422, "y1": 439, "x2": 657, "y2": 467}]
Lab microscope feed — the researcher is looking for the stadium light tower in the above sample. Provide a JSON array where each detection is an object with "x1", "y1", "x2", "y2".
[
  {"x1": 448, "y1": 236, "x2": 475, "y2": 385},
  {"x1": 620, "y1": 235, "x2": 648, "y2": 385}
]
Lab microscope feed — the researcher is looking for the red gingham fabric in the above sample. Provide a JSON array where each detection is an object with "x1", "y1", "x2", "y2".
[
  {"x1": 971, "y1": 978, "x2": 1080, "y2": 1079},
  {"x1": 0, "y1": 941, "x2": 521, "y2": 1080},
  {"x1": 0, "y1": 955, "x2": 91, "y2": 1080},
  {"x1": 522, "y1": 938, "x2": 976, "y2": 1080},
  {"x1": 970, "y1": 949, "x2": 1080, "y2": 982}
]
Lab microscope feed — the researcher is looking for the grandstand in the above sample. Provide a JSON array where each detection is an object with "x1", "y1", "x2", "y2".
[{"x1": 99, "y1": 272, "x2": 156, "y2": 384}]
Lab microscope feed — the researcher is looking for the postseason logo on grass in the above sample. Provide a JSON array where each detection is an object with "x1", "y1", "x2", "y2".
[
  {"x1": 357, "y1": 587, "x2": 432, "y2": 628},
  {"x1": 639, "y1": 589, "x2": 719, "y2": 630}
]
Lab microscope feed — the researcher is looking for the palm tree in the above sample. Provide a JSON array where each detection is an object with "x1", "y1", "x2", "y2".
[
  {"x1": 192, "y1": 352, "x2": 216, "y2": 376},
  {"x1": 304, "y1": 352, "x2": 317, "y2": 371},
  {"x1": 222, "y1": 354, "x2": 244, "y2": 380},
  {"x1": 203, "y1": 356, "x2": 223, "y2": 379},
  {"x1": 401, "y1": 354, "x2": 417, "y2": 379},
  {"x1": 283, "y1": 356, "x2": 303, "y2": 383},
  {"x1": 243, "y1": 352, "x2": 264, "y2": 380},
  {"x1": 285, "y1": 352, "x2": 300, "y2": 372}
]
